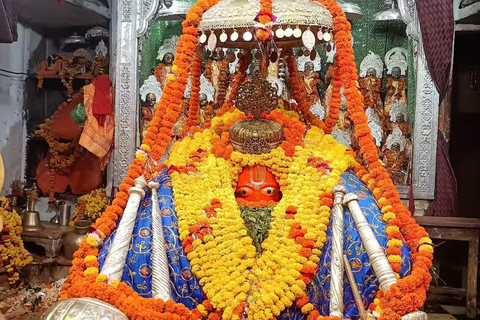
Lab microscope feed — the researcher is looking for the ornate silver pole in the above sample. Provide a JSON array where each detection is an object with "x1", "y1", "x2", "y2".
[
  {"x1": 329, "y1": 185, "x2": 347, "y2": 318},
  {"x1": 148, "y1": 181, "x2": 172, "y2": 301},
  {"x1": 343, "y1": 193, "x2": 397, "y2": 292},
  {"x1": 100, "y1": 176, "x2": 146, "y2": 281},
  {"x1": 344, "y1": 254, "x2": 368, "y2": 320}
]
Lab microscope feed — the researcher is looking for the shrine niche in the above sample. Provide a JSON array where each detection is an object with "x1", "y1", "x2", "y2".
[
  {"x1": 44, "y1": 0, "x2": 437, "y2": 320},
  {"x1": 109, "y1": 0, "x2": 439, "y2": 202}
]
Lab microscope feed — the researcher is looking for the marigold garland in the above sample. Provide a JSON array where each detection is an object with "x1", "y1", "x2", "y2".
[
  {"x1": 167, "y1": 111, "x2": 356, "y2": 320},
  {"x1": 324, "y1": 64, "x2": 342, "y2": 133},
  {"x1": 0, "y1": 197, "x2": 33, "y2": 288},
  {"x1": 387, "y1": 77, "x2": 406, "y2": 102},
  {"x1": 213, "y1": 60, "x2": 230, "y2": 112},
  {"x1": 313, "y1": 1, "x2": 433, "y2": 320},
  {"x1": 256, "y1": 0, "x2": 274, "y2": 41},
  {"x1": 61, "y1": 0, "x2": 433, "y2": 319},
  {"x1": 181, "y1": 53, "x2": 203, "y2": 136},
  {"x1": 71, "y1": 189, "x2": 109, "y2": 225}
]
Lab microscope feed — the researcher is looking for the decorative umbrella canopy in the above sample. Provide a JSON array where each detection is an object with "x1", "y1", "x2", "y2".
[
  {"x1": 338, "y1": 0, "x2": 364, "y2": 20},
  {"x1": 198, "y1": 0, "x2": 334, "y2": 49},
  {"x1": 373, "y1": 0, "x2": 404, "y2": 22}
]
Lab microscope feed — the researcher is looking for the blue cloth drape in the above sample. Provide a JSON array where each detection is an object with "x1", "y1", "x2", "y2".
[{"x1": 99, "y1": 170, "x2": 411, "y2": 319}]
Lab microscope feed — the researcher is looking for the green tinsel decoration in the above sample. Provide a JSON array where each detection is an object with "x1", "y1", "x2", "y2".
[{"x1": 239, "y1": 205, "x2": 274, "y2": 255}]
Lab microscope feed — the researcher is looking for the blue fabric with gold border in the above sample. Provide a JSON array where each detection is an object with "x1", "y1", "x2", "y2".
[
  {"x1": 98, "y1": 172, "x2": 203, "y2": 308},
  {"x1": 98, "y1": 170, "x2": 411, "y2": 319},
  {"x1": 278, "y1": 171, "x2": 412, "y2": 320}
]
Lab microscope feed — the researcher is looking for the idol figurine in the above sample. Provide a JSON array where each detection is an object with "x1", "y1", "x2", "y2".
[
  {"x1": 384, "y1": 48, "x2": 408, "y2": 119},
  {"x1": 382, "y1": 127, "x2": 408, "y2": 185},
  {"x1": 156, "y1": 36, "x2": 179, "y2": 89},
  {"x1": 359, "y1": 52, "x2": 384, "y2": 120},
  {"x1": 389, "y1": 100, "x2": 409, "y2": 137},
  {"x1": 139, "y1": 75, "x2": 162, "y2": 138},
  {"x1": 298, "y1": 54, "x2": 324, "y2": 120}
]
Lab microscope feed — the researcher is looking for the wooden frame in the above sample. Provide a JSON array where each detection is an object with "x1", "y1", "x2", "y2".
[{"x1": 415, "y1": 217, "x2": 480, "y2": 319}]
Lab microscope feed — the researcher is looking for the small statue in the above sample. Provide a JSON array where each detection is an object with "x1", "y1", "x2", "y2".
[
  {"x1": 334, "y1": 101, "x2": 351, "y2": 131},
  {"x1": 384, "y1": 48, "x2": 408, "y2": 119},
  {"x1": 140, "y1": 76, "x2": 162, "y2": 138},
  {"x1": 71, "y1": 49, "x2": 91, "y2": 75},
  {"x1": 155, "y1": 52, "x2": 175, "y2": 89},
  {"x1": 156, "y1": 35, "x2": 179, "y2": 89},
  {"x1": 392, "y1": 115, "x2": 409, "y2": 136},
  {"x1": 141, "y1": 93, "x2": 157, "y2": 137},
  {"x1": 382, "y1": 127, "x2": 408, "y2": 185},
  {"x1": 366, "y1": 107, "x2": 384, "y2": 156},
  {"x1": 323, "y1": 66, "x2": 336, "y2": 116},
  {"x1": 298, "y1": 56, "x2": 324, "y2": 120},
  {"x1": 334, "y1": 99, "x2": 358, "y2": 150},
  {"x1": 359, "y1": 52, "x2": 384, "y2": 120},
  {"x1": 205, "y1": 56, "x2": 229, "y2": 107},
  {"x1": 199, "y1": 93, "x2": 210, "y2": 125}
]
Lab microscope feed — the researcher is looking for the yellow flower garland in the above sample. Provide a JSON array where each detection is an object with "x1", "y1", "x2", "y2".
[
  {"x1": 0, "y1": 197, "x2": 33, "y2": 287},
  {"x1": 167, "y1": 111, "x2": 357, "y2": 320}
]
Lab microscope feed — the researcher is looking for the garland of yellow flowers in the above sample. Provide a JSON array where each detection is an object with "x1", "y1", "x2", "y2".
[
  {"x1": 60, "y1": 0, "x2": 434, "y2": 319},
  {"x1": 0, "y1": 197, "x2": 33, "y2": 288},
  {"x1": 71, "y1": 189, "x2": 109, "y2": 226},
  {"x1": 167, "y1": 110, "x2": 357, "y2": 320}
]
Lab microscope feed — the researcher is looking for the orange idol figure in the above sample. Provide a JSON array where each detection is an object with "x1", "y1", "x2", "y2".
[{"x1": 235, "y1": 165, "x2": 282, "y2": 202}]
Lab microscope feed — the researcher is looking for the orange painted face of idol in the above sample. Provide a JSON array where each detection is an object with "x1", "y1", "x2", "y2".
[{"x1": 235, "y1": 165, "x2": 282, "y2": 202}]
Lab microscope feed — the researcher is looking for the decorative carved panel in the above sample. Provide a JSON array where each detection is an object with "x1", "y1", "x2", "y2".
[
  {"x1": 397, "y1": 0, "x2": 439, "y2": 200},
  {"x1": 112, "y1": 0, "x2": 190, "y2": 187},
  {"x1": 113, "y1": 0, "x2": 140, "y2": 187}
]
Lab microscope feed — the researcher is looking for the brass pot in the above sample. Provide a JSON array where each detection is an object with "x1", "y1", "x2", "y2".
[
  {"x1": 40, "y1": 298, "x2": 128, "y2": 320},
  {"x1": 63, "y1": 220, "x2": 91, "y2": 259}
]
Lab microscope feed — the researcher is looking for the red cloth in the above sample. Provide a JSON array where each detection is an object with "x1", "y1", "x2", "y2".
[
  {"x1": 416, "y1": 0, "x2": 454, "y2": 102},
  {"x1": 93, "y1": 75, "x2": 112, "y2": 116},
  {"x1": 425, "y1": 132, "x2": 459, "y2": 217},
  {"x1": 0, "y1": 0, "x2": 18, "y2": 43},
  {"x1": 51, "y1": 94, "x2": 83, "y2": 140},
  {"x1": 36, "y1": 153, "x2": 69, "y2": 195},
  {"x1": 69, "y1": 151, "x2": 103, "y2": 194}
]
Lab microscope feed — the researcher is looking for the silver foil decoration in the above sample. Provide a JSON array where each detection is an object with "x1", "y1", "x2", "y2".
[
  {"x1": 343, "y1": 193, "x2": 397, "y2": 292},
  {"x1": 148, "y1": 181, "x2": 172, "y2": 301},
  {"x1": 329, "y1": 185, "x2": 347, "y2": 318},
  {"x1": 100, "y1": 176, "x2": 147, "y2": 281}
]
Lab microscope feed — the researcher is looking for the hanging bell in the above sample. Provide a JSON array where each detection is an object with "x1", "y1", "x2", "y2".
[
  {"x1": 373, "y1": 0, "x2": 405, "y2": 22},
  {"x1": 337, "y1": 0, "x2": 364, "y2": 20}
]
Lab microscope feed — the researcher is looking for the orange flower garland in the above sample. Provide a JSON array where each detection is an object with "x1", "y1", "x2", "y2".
[
  {"x1": 360, "y1": 77, "x2": 382, "y2": 109},
  {"x1": 312, "y1": 1, "x2": 433, "y2": 320},
  {"x1": 324, "y1": 64, "x2": 342, "y2": 133},
  {"x1": 60, "y1": 1, "x2": 433, "y2": 319},
  {"x1": 216, "y1": 57, "x2": 249, "y2": 118},
  {"x1": 387, "y1": 77, "x2": 406, "y2": 101},
  {"x1": 61, "y1": 1, "x2": 225, "y2": 319},
  {"x1": 256, "y1": 0, "x2": 274, "y2": 41},
  {"x1": 182, "y1": 53, "x2": 203, "y2": 136},
  {"x1": 34, "y1": 92, "x2": 84, "y2": 201},
  {"x1": 213, "y1": 60, "x2": 230, "y2": 112}
]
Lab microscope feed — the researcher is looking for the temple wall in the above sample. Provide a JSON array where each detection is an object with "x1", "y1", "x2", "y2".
[{"x1": 0, "y1": 24, "x2": 43, "y2": 195}]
